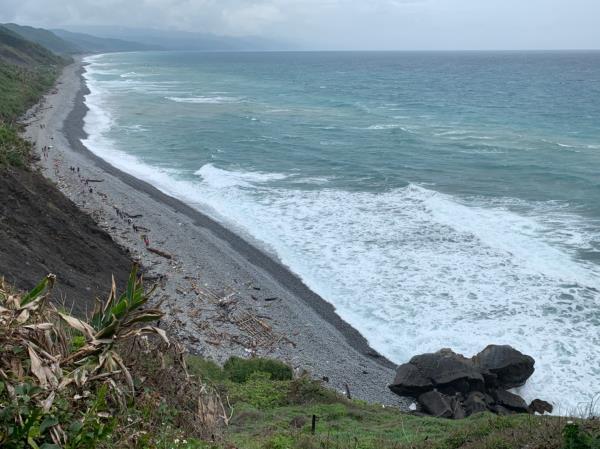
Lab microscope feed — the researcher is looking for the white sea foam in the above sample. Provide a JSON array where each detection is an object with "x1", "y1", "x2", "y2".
[
  {"x1": 186, "y1": 166, "x2": 600, "y2": 413},
  {"x1": 120, "y1": 71, "x2": 149, "y2": 78},
  {"x1": 165, "y1": 96, "x2": 243, "y2": 104},
  {"x1": 194, "y1": 164, "x2": 287, "y2": 188},
  {"x1": 366, "y1": 124, "x2": 408, "y2": 131},
  {"x1": 81, "y1": 55, "x2": 600, "y2": 414}
]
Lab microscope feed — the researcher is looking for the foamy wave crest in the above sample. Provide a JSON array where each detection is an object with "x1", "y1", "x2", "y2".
[
  {"x1": 120, "y1": 71, "x2": 151, "y2": 78},
  {"x1": 195, "y1": 164, "x2": 287, "y2": 188},
  {"x1": 165, "y1": 96, "x2": 243, "y2": 104},
  {"x1": 366, "y1": 124, "x2": 407, "y2": 130}
]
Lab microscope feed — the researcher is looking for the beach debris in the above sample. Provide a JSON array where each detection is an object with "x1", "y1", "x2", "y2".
[
  {"x1": 85, "y1": 178, "x2": 104, "y2": 183},
  {"x1": 147, "y1": 247, "x2": 173, "y2": 259},
  {"x1": 264, "y1": 297, "x2": 279, "y2": 302},
  {"x1": 389, "y1": 345, "x2": 550, "y2": 419}
]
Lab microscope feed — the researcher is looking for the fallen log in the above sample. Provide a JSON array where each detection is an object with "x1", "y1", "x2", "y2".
[{"x1": 147, "y1": 247, "x2": 173, "y2": 259}]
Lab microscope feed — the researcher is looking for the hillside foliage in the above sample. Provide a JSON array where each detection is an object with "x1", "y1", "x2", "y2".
[
  {"x1": 0, "y1": 24, "x2": 64, "y2": 168},
  {"x1": 1, "y1": 270, "x2": 599, "y2": 449}
]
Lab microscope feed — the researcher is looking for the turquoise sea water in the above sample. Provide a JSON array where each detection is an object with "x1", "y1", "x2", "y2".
[{"x1": 83, "y1": 51, "x2": 600, "y2": 411}]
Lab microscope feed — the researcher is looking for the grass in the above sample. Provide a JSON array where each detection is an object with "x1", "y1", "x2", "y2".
[{"x1": 184, "y1": 357, "x2": 600, "y2": 449}]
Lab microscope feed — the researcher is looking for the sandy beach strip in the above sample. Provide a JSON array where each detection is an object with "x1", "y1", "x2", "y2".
[{"x1": 22, "y1": 57, "x2": 409, "y2": 407}]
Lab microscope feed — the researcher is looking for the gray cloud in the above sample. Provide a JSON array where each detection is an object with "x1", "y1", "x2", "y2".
[{"x1": 0, "y1": 0, "x2": 598, "y2": 49}]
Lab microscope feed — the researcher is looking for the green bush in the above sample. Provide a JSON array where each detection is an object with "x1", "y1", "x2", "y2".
[
  {"x1": 227, "y1": 372, "x2": 288, "y2": 409},
  {"x1": 186, "y1": 355, "x2": 225, "y2": 382},
  {"x1": 223, "y1": 357, "x2": 293, "y2": 383},
  {"x1": 563, "y1": 422, "x2": 600, "y2": 449},
  {"x1": 0, "y1": 123, "x2": 32, "y2": 167},
  {"x1": 286, "y1": 377, "x2": 341, "y2": 405}
]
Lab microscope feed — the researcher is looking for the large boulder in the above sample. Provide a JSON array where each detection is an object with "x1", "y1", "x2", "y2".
[
  {"x1": 390, "y1": 345, "x2": 546, "y2": 419},
  {"x1": 472, "y1": 345, "x2": 534, "y2": 389},
  {"x1": 464, "y1": 391, "x2": 492, "y2": 416},
  {"x1": 492, "y1": 389, "x2": 529, "y2": 413},
  {"x1": 418, "y1": 390, "x2": 453, "y2": 418},
  {"x1": 528, "y1": 399, "x2": 553, "y2": 415},
  {"x1": 389, "y1": 349, "x2": 484, "y2": 397},
  {"x1": 389, "y1": 363, "x2": 433, "y2": 396}
]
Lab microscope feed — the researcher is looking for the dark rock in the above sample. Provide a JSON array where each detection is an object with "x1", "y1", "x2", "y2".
[
  {"x1": 528, "y1": 399, "x2": 553, "y2": 415},
  {"x1": 390, "y1": 349, "x2": 484, "y2": 396},
  {"x1": 390, "y1": 345, "x2": 545, "y2": 420},
  {"x1": 473, "y1": 345, "x2": 535, "y2": 389},
  {"x1": 481, "y1": 369, "x2": 499, "y2": 389},
  {"x1": 449, "y1": 396, "x2": 466, "y2": 419},
  {"x1": 389, "y1": 363, "x2": 433, "y2": 396},
  {"x1": 490, "y1": 404, "x2": 513, "y2": 416},
  {"x1": 418, "y1": 391, "x2": 453, "y2": 418},
  {"x1": 492, "y1": 389, "x2": 529, "y2": 413},
  {"x1": 464, "y1": 391, "x2": 491, "y2": 416}
]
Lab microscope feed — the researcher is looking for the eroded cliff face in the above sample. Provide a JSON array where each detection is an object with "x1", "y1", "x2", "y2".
[{"x1": 0, "y1": 167, "x2": 132, "y2": 313}]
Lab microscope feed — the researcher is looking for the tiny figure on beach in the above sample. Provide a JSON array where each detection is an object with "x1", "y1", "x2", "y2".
[{"x1": 142, "y1": 234, "x2": 150, "y2": 246}]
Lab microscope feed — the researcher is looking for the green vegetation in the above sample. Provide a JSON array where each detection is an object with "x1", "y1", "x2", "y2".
[
  {"x1": 2, "y1": 270, "x2": 600, "y2": 448},
  {"x1": 0, "y1": 24, "x2": 64, "y2": 168},
  {"x1": 2, "y1": 23, "x2": 80, "y2": 55},
  {"x1": 0, "y1": 123, "x2": 32, "y2": 167},
  {"x1": 0, "y1": 61, "x2": 58, "y2": 122},
  {"x1": 224, "y1": 356, "x2": 293, "y2": 383},
  {"x1": 0, "y1": 25, "x2": 64, "y2": 67}
]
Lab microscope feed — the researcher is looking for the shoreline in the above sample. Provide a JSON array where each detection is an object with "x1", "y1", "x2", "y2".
[{"x1": 25, "y1": 58, "x2": 409, "y2": 407}]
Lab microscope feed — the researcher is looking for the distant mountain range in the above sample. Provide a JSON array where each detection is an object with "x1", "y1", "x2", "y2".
[
  {"x1": 55, "y1": 25, "x2": 290, "y2": 52},
  {"x1": 2, "y1": 23, "x2": 157, "y2": 55},
  {"x1": 2, "y1": 23, "x2": 290, "y2": 57}
]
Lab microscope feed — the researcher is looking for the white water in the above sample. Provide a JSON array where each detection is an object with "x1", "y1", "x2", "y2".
[{"x1": 81, "y1": 55, "x2": 600, "y2": 414}]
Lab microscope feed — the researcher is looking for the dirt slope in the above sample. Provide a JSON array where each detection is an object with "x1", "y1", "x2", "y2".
[{"x1": 0, "y1": 167, "x2": 132, "y2": 314}]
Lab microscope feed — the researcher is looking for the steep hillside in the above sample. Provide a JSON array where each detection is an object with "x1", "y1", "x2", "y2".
[
  {"x1": 0, "y1": 24, "x2": 132, "y2": 310},
  {"x1": 0, "y1": 24, "x2": 63, "y2": 66},
  {"x1": 3, "y1": 22, "x2": 81, "y2": 54}
]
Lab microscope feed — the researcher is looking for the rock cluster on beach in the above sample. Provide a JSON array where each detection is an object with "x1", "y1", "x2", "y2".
[{"x1": 389, "y1": 345, "x2": 553, "y2": 419}]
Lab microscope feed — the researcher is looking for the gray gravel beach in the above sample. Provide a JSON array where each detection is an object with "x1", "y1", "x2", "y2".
[{"x1": 23, "y1": 58, "x2": 410, "y2": 408}]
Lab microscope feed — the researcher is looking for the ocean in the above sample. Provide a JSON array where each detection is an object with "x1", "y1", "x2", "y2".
[{"x1": 82, "y1": 51, "x2": 600, "y2": 411}]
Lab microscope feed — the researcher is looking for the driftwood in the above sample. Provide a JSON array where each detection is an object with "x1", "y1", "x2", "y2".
[
  {"x1": 147, "y1": 247, "x2": 173, "y2": 259},
  {"x1": 85, "y1": 178, "x2": 105, "y2": 183}
]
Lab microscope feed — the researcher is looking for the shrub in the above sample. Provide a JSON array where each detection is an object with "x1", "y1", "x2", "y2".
[
  {"x1": 223, "y1": 357, "x2": 293, "y2": 383},
  {"x1": 0, "y1": 123, "x2": 32, "y2": 168},
  {"x1": 227, "y1": 372, "x2": 288, "y2": 409},
  {"x1": 563, "y1": 422, "x2": 600, "y2": 449},
  {"x1": 286, "y1": 377, "x2": 342, "y2": 405}
]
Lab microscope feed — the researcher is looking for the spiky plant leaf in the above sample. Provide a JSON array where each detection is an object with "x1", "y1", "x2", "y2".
[
  {"x1": 122, "y1": 309, "x2": 163, "y2": 327},
  {"x1": 58, "y1": 313, "x2": 95, "y2": 339},
  {"x1": 20, "y1": 274, "x2": 55, "y2": 307}
]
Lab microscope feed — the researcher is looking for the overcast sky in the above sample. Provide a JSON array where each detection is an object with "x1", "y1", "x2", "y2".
[{"x1": 1, "y1": 0, "x2": 599, "y2": 50}]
